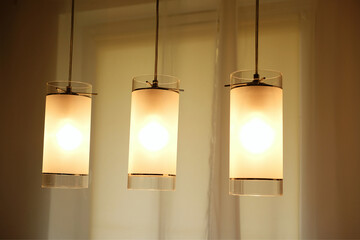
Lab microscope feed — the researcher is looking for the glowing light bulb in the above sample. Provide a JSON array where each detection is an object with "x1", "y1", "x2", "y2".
[
  {"x1": 239, "y1": 117, "x2": 275, "y2": 154},
  {"x1": 56, "y1": 124, "x2": 83, "y2": 151},
  {"x1": 138, "y1": 121, "x2": 169, "y2": 151}
]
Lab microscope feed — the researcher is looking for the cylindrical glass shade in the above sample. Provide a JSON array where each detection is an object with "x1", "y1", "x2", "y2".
[
  {"x1": 229, "y1": 70, "x2": 283, "y2": 196},
  {"x1": 128, "y1": 75, "x2": 180, "y2": 191},
  {"x1": 42, "y1": 81, "x2": 92, "y2": 188}
]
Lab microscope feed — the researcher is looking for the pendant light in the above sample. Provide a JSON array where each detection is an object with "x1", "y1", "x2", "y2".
[
  {"x1": 127, "y1": 0, "x2": 181, "y2": 191},
  {"x1": 228, "y1": 0, "x2": 283, "y2": 196},
  {"x1": 42, "y1": 0, "x2": 94, "y2": 189}
]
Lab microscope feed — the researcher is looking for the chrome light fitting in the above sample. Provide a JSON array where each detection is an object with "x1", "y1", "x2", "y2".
[
  {"x1": 127, "y1": 0, "x2": 182, "y2": 191},
  {"x1": 42, "y1": 0, "x2": 95, "y2": 189},
  {"x1": 228, "y1": 0, "x2": 283, "y2": 196}
]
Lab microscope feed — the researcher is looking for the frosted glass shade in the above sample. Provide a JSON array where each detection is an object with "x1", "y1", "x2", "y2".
[
  {"x1": 229, "y1": 70, "x2": 283, "y2": 196},
  {"x1": 42, "y1": 81, "x2": 92, "y2": 188},
  {"x1": 128, "y1": 75, "x2": 180, "y2": 191}
]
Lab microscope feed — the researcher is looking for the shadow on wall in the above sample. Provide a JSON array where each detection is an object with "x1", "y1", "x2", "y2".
[{"x1": 0, "y1": 0, "x2": 63, "y2": 238}]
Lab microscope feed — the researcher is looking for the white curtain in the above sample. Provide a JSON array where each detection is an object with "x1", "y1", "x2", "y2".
[
  {"x1": 87, "y1": 0, "x2": 299, "y2": 238},
  {"x1": 87, "y1": 1, "x2": 218, "y2": 239}
]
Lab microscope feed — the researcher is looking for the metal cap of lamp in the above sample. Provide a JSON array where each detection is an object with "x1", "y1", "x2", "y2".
[
  {"x1": 127, "y1": 0, "x2": 181, "y2": 191},
  {"x1": 41, "y1": 0, "x2": 94, "y2": 188},
  {"x1": 228, "y1": 0, "x2": 283, "y2": 196}
]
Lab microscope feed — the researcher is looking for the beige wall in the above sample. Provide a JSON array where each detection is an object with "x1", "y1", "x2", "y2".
[
  {"x1": 0, "y1": 0, "x2": 59, "y2": 238},
  {"x1": 0, "y1": 0, "x2": 91, "y2": 239}
]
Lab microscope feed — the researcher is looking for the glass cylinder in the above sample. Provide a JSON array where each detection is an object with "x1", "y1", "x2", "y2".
[
  {"x1": 42, "y1": 81, "x2": 92, "y2": 189},
  {"x1": 128, "y1": 75, "x2": 180, "y2": 191},
  {"x1": 229, "y1": 70, "x2": 283, "y2": 196}
]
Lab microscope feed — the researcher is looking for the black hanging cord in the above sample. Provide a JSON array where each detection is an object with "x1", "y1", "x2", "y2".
[
  {"x1": 62, "y1": 0, "x2": 97, "y2": 96},
  {"x1": 254, "y1": 0, "x2": 259, "y2": 80},
  {"x1": 153, "y1": 0, "x2": 160, "y2": 86},
  {"x1": 67, "y1": 0, "x2": 75, "y2": 91},
  {"x1": 223, "y1": 0, "x2": 261, "y2": 88}
]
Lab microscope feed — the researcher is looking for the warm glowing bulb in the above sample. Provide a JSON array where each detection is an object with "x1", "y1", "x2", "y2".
[
  {"x1": 239, "y1": 117, "x2": 275, "y2": 154},
  {"x1": 56, "y1": 124, "x2": 83, "y2": 151},
  {"x1": 138, "y1": 121, "x2": 169, "y2": 151}
]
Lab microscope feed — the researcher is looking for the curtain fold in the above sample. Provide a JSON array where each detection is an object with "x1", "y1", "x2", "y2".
[
  {"x1": 208, "y1": 0, "x2": 240, "y2": 239},
  {"x1": 300, "y1": 0, "x2": 360, "y2": 238}
]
